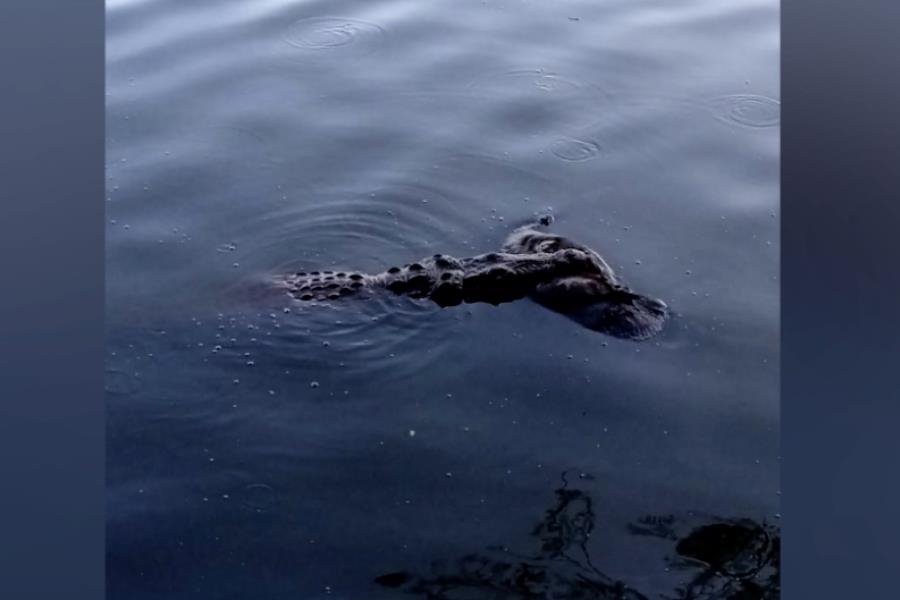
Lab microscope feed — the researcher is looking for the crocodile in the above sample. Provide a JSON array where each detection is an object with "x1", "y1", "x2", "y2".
[{"x1": 282, "y1": 216, "x2": 669, "y2": 340}]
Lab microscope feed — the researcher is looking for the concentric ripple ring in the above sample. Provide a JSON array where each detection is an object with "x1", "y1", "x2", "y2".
[
  {"x1": 549, "y1": 137, "x2": 603, "y2": 162},
  {"x1": 282, "y1": 17, "x2": 385, "y2": 53},
  {"x1": 709, "y1": 94, "x2": 780, "y2": 128}
]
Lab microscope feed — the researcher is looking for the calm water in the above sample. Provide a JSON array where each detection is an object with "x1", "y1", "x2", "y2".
[{"x1": 106, "y1": 0, "x2": 779, "y2": 597}]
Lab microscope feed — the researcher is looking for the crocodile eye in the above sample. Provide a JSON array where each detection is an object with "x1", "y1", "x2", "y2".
[{"x1": 538, "y1": 240, "x2": 558, "y2": 252}]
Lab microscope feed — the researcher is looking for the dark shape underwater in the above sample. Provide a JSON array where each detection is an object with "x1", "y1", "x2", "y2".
[{"x1": 376, "y1": 473, "x2": 780, "y2": 599}]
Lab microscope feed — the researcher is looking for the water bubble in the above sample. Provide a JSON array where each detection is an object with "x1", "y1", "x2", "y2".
[{"x1": 241, "y1": 483, "x2": 276, "y2": 512}]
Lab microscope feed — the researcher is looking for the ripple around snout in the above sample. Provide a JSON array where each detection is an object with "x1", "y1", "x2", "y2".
[
  {"x1": 282, "y1": 16, "x2": 385, "y2": 54},
  {"x1": 708, "y1": 94, "x2": 780, "y2": 128}
]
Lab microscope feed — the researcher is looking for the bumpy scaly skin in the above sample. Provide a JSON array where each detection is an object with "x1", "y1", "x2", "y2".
[
  {"x1": 283, "y1": 217, "x2": 669, "y2": 340},
  {"x1": 284, "y1": 250, "x2": 598, "y2": 306}
]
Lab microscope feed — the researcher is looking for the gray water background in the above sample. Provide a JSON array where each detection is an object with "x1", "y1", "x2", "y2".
[{"x1": 105, "y1": 0, "x2": 779, "y2": 597}]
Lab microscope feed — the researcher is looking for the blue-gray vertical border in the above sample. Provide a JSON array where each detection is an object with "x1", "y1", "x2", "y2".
[
  {"x1": 0, "y1": 1, "x2": 105, "y2": 599},
  {"x1": 783, "y1": 0, "x2": 900, "y2": 597}
]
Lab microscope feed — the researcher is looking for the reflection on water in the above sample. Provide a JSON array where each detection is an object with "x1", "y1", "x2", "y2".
[
  {"x1": 106, "y1": 0, "x2": 778, "y2": 597},
  {"x1": 630, "y1": 516, "x2": 779, "y2": 599},
  {"x1": 377, "y1": 474, "x2": 779, "y2": 599}
]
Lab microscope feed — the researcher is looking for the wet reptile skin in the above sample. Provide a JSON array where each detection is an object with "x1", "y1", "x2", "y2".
[{"x1": 282, "y1": 217, "x2": 669, "y2": 340}]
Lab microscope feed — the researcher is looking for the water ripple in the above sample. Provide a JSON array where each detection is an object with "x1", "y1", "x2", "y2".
[
  {"x1": 465, "y1": 69, "x2": 607, "y2": 144},
  {"x1": 240, "y1": 483, "x2": 277, "y2": 512},
  {"x1": 282, "y1": 16, "x2": 386, "y2": 54},
  {"x1": 709, "y1": 94, "x2": 780, "y2": 128},
  {"x1": 549, "y1": 137, "x2": 603, "y2": 162},
  {"x1": 469, "y1": 69, "x2": 586, "y2": 96}
]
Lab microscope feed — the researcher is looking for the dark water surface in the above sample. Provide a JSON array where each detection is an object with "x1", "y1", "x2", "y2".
[{"x1": 106, "y1": 0, "x2": 779, "y2": 597}]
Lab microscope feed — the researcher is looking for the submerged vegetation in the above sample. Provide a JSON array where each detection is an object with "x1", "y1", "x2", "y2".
[{"x1": 376, "y1": 473, "x2": 779, "y2": 599}]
